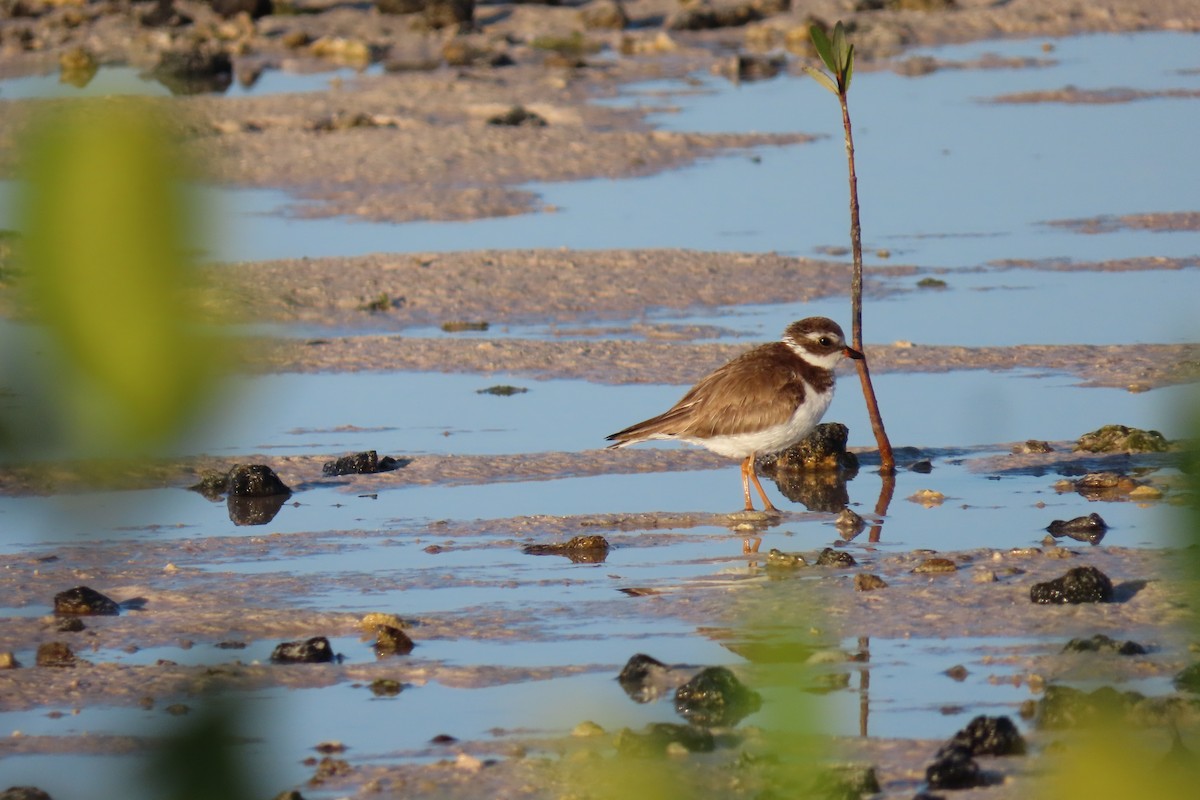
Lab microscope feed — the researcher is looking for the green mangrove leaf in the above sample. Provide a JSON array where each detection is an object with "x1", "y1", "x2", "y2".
[
  {"x1": 810, "y1": 24, "x2": 835, "y2": 73},
  {"x1": 804, "y1": 65, "x2": 839, "y2": 95}
]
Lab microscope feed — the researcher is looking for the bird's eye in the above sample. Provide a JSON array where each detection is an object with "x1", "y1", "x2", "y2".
[{"x1": 818, "y1": 336, "x2": 833, "y2": 346}]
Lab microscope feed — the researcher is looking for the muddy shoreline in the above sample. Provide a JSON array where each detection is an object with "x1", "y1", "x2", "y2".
[{"x1": 1, "y1": 2, "x2": 1199, "y2": 799}]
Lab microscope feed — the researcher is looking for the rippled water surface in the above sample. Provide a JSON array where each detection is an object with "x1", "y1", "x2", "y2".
[{"x1": 1, "y1": 29, "x2": 1197, "y2": 800}]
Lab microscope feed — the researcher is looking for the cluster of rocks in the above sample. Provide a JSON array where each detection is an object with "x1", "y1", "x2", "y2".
[
  {"x1": 0, "y1": 0, "x2": 841, "y2": 95},
  {"x1": 605, "y1": 653, "x2": 762, "y2": 755},
  {"x1": 925, "y1": 714, "x2": 1026, "y2": 790},
  {"x1": 3, "y1": 586, "x2": 416, "y2": 673}
]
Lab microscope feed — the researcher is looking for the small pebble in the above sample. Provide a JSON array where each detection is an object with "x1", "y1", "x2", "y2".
[
  {"x1": 572, "y1": 720, "x2": 605, "y2": 737},
  {"x1": 945, "y1": 665, "x2": 969, "y2": 681},
  {"x1": 455, "y1": 753, "x2": 484, "y2": 772},
  {"x1": 360, "y1": 612, "x2": 406, "y2": 633},
  {"x1": 914, "y1": 557, "x2": 957, "y2": 574},
  {"x1": 908, "y1": 489, "x2": 945, "y2": 507},
  {"x1": 854, "y1": 573, "x2": 888, "y2": 591},
  {"x1": 834, "y1": 508, "x2": 866, "y2": 537}
]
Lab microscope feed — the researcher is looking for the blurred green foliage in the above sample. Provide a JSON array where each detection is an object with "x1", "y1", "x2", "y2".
[
  {"x1": 5, "y1": 96, "x2": 256, "y2": 798},
  {"x1": 1043, "y1": 396, "x2": 1199, "y2": 798},
  {"x1": 13, "y1": 98, "x2": 226, "y2": 457}
]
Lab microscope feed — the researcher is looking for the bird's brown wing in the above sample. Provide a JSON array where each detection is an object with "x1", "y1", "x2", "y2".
[{"x1": 606, "y1": 344, "x2": 808, "y2": 445}]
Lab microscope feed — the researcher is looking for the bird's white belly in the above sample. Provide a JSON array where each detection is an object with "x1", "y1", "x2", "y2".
[{"x1": 681, "y1": 386, "x2": 835, "y2": 458}]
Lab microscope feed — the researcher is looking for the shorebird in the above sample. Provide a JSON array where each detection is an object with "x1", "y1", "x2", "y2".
[{"x1": 606, "y1": 317, "x2": 862, "y2": 512}]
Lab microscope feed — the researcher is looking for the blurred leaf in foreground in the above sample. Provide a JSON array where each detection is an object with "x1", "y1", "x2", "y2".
[
  {"x1": 1041, "y1": 392, "x2": 1199, "y2": 799},
  {"x1": 14, "y1": 98, "x2": 226, "y2": 456}
]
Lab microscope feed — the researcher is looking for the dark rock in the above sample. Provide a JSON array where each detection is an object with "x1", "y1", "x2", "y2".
[
  {"x1": 369, "y1": 679, "x2": 404, "y2": 697},
  {"x1": 141, "y1": 0, "x2": 193, "y2": 28},
  {"x1": 1066, "y1": 471, "x2": 1145, "y2": 500},
  {"x1": 716, "y1": 53, "x2": 786, "y2": 82},
  {"x1": 373, "y1": 625, "x2": 415, "y2": 657},
  {"x1": 477, "y1": 384, "x2": 528, "y2": 395},
  {"x1": 913, "y1": 557, "x2": 957, "y2": 574},
  {"x1": 54, "y1": 586, "x2": 119, "y2": 616},
  {"x1": 834, "y1": 508, "x2": 866, "y2": 537},
  {"x1": 310, "y1": 756, "x2": 351, "y2": 784},
  {"x1": 418, "y1": 0, "x2": 474, "y2": 30},
  {"x1": 227, "y1": 494, "x2": 289, "y2": 526},
  {"x1": 617, "y1": 653, "x2": 673, "y2": 703},
  {"x1": 210, "y1": 0, "x2": 273, "y2": 19},
  {"x1": 486, "y1": 106, "x2": 547, "y2": 127},
  {"x1": 1174, "y1": 663, "x2": 1200, "y2": 693},
  {"x1": 189, "y1": 469, "x2": 229, "y2": 500},
  {"x1": 1046, "y1": 512, "x2": 1108, "y2": 544},
  {"x1": 0, "y1": 789, "x2": 54, "y2": 800},
  {"x1": 227, "y1": 464, "x2": 292, "y2": 497},
  {"x1": 522, "y1": 535, "x2": 609, "y2": 563},
  {"x1": 441, "y1": 320, "x2": 489, "y2": 332},
  {"x1": 854, "y1": 573, "x2": 887, "y2": 591},
  {"x1": 758, "y1": 424, "x2": 857, "y2": 511},
  {"x1": 944, "y1": 664, "x2": 969, "y2": 681},
  {"x1": 763, "y1": 467, "x2": 851, "y2": 512},
  {"x1": 765, "y1": 548, "x2": 805, "y2": 568},
  {"x1": 270, "y1": 636, "x2": 335, "y2": 664},
  {"x1": 1013, "y1": 439, "x2": 1054, "y2": 454},
  {"x1": 910, "y1": 459, "x2": 933, "y2": 473},
  {"x1": 760, "y1": 422, "x2": 857, "y2": 472},
  {"x1": 948, "y1": 715, "x2": 1026, "y2": 756},
  {"x1": 1030, "y1": 566, "x2": 1114, "y2": 604},
  {"x1": 36, "y1": 642, "x2": 77, "y2": 668},
  {"x1": 615, "y1": 722, "x2": 714, "y2": 757},
  {"x1": 925, "y1": 743, "x2": 987, "y2": 790},
  {"x1": 815, "y1": 547, "x2": 857, "y2": 567},
  {"x1": 55, "y1": 617, "x2": 85, "y2": 632},
  {"x1": 1063, "y1": 634, "x2": 1147, "y2": 656},
  {"x1": 674, "y1": 666, "x2": 762, "y2": 727},
  {"x1": 322, "y1": 451, "x2": 402, "y2": 476},
  {"x1": 666, "y1": 0, "x2": 763, "y2": 31},
  {"x1": 150, "y1": 44, "x2": 233, "y2": 95},
  {"x1": 1075, "y1": 424, "x2": 1169, "y2": 454}
]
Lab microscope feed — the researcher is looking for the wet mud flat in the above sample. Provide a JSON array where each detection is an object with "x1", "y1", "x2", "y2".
[
  {"x1": 1, "y1": 502, "x2": 1196, "y2": 798},
  {"x1": 1, "y1": 1, "x2": 1199, "y2": 225},
  {"x1": 2, "y1": 3, "x2": 1200, "y2": 800}
]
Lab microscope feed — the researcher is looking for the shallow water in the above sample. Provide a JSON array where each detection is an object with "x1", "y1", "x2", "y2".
[{"x1": 0, "y1": 30, "x2": 1197, "y2": 797}]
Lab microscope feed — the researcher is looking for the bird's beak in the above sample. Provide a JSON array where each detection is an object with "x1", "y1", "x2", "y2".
[{"x1": 844, "y1": 346, "x2": 865, "y2": 360}]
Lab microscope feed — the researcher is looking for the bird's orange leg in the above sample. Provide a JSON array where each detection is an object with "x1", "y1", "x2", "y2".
[
  {"x1": 740, "y1": 456, "x2": 755, "y2": 510},
  {"x1": 747, "y1": 454, "x2": 779, "y2": 513},
  {"x1": 740, "y1": 455, "x2": 779, "y2": 513}
]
